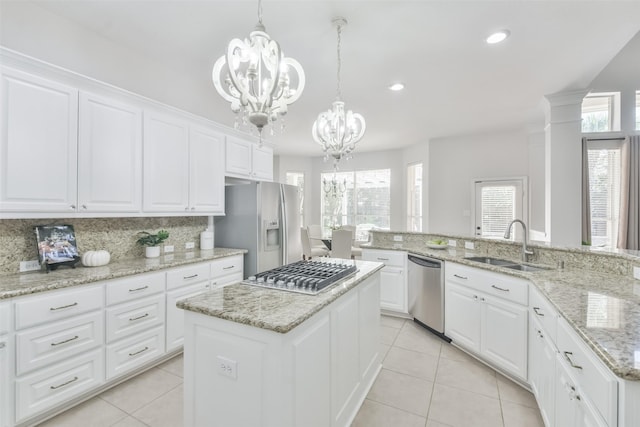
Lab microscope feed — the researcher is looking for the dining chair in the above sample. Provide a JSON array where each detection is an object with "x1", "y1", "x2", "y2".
[
  {"x1": 339, "y1": 225, "x2": 362, "y2": 259},
  {"x1": 330, "y1": 229, "x2": 353, "y2": 259},
  {"x1": 307, "y1": 225, "x2": 329, "y2": 251},
  {"x1": 301, "y1": 228, "x2": 329, "y2": 260}
]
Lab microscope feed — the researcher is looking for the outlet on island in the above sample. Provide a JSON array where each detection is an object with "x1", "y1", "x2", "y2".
[{"x1": 217, "y1": 356, "x2": 237, "y2": 380}]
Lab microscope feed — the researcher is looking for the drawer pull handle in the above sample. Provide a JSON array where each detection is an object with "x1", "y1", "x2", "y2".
[
  {"x1": 533, "y1": 307, "x2": 544, "y2": 316},
  {"x1": 129, "y1": 285, "x2": 149, "y2": 292},
  {"x1": 183, "y1": 274, "x2": 199, "y2": 279},
  {"x1": 50, "y1": 302, "x2": 78, "y2": 311},
  {"x1": 50, "y1": 376, "x2": 78, "y2": 390},
  {"x1": 223, "y1": 265, "x2": 234, "y2": 270},
  {"x1": 129, "y1": 346, "x2": 149, "y2": 357},
  {"x1": 453, "y1": 274, "x2": 468, "y2": 280},
  {"x1": 564, "y1": 351, "x2": 583, "y2": 370},
  {"x1": 491, "y1": 285, "x2": 510, "y2": 292},
  {"x1": 51, "y1": 335, "x2": 79, "y2": 346},
  {"x1": 129, "y1": 313, "x2": 149, "y2": 322},
  {"x1": 377, "y1": 257, "x2": 389, "y2": 261}
]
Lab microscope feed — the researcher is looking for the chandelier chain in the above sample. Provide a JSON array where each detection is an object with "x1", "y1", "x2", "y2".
[
  {"x1": 336, "y1": 22, "x2": 342, "y2": 101},
  {"x1": 257, "y1": 0, "x2": 263, "y2": 25}
]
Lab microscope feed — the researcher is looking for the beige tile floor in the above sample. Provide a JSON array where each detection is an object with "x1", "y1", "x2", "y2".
[{"x1": 38, "y1": 316, "x2": 544, "y2": 427}]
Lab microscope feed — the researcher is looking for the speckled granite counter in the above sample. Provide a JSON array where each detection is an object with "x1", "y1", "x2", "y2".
[
  {"x1": 177, "y1": 259, "x2": 384, "y2": 334},
  {"x1": 0, "y1": 248, "x2": 247, "y2": 300},
  {"x1": 364, "y1": 241, "x2": 640, "y2": 381}
]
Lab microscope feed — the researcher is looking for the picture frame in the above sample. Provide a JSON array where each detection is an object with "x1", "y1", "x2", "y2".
[{"x1": 34, "y1": 224, "x2": 80, "y2": 272}]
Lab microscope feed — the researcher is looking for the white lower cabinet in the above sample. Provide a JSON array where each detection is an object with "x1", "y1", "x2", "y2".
[
  {"x1": 0, "y1": 333, "x2": 12, "y2": 427},
  {"x1": 444, "y1": 264, "x2": 528, "y2": 380},
  {"x1": 529, "y1": 315, "x2": 556, "y2": 427},
  {"x1": 106, "y1": 326, "x2": 165, "y2": 380},
  {"x1": 105, "y1": 294, "x2": 165, "y2": 343},
  {"x1": 362, "y1": 249, "x2": 407, "y2": 314},
  {"x1": 15, "y1": 349, "x2": 104, "y2": 423},
  {"x1": 166, "y1": 281, "x2": 211, "y2": 351}
]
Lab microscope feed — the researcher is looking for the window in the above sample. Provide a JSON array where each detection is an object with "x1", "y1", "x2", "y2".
[
  {"x1": 407, "y1": 163, "x2": 423, "y2": 232},
  {"x1": 474, "y1": 179, "x2": 526, "y2": 239},
  {"x1": 636, "y1": 90, "x2": 640, "y2": 130},
  {"x1": 321, "y1": 169, "x2": 390, "y2": 241},
  {"x1": 285, "y1": 172, "x2": 305, "y2": 227},
  {"x1": 581, "y1": 92, "x2": 620, "y2": 133},
  {"x1": 587, "y1": 143, "x2": 621, "y2": 247}
]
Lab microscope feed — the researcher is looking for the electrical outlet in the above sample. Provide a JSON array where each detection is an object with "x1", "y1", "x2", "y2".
[
  {"x1": 217, "y1": 356, "x2": 237, "y2": 379},
  {"x1": 20, "y1": 260, "x2": 40, "y2": 272},
  {"x1": 464, "y1": 241, "x2": 475, "y2": 250},
  {"x1": 634, "y1": 266, "x2": 640, "y2": 280},
  {"x1": 185, "y1": 241, "x2": 195, "y2": 250},
  {"x1": 448, "y1": 240, "x2": 457, "y2": 247},
  {"x1": 393, "y1": 235, "x2": 403, "y2": 242},
  {"x1": 164, "y1": 245, "x2": 174, "y2": 253}
]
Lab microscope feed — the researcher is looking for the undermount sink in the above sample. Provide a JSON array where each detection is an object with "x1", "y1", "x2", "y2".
[
  {"x1": 464, "y1": 257, "x2": 515, "y2": 266},
  {"x1": 464, "y1": 256, "x2": 550, "y2": 272}
]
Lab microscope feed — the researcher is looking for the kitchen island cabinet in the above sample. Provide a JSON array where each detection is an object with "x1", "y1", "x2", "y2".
[{"x1": 178, "y1": 260, "x2": 383, "y2": 427}]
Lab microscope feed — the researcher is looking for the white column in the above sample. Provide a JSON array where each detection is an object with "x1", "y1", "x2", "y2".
[{"x1": 543, "y1": 90, "x2": 589, "y2": 246}]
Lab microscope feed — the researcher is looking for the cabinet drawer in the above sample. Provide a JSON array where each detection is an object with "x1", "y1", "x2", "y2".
[
  {"x1": 106, "y1": 326, "x2": 165, "y2": 380},
  {"x1": 445, "y1": 263, "x2": 484, "y2": 286},
  {"x1": 529, "y1": 287, "x2": 558, "y2": 343},
  {"x1": 478, "y1": 272, "x2": 528, "y2": 306},
  {"x1": 16, "y1": 311, "x2": 103, "y2": 376},
  {"x1": 210, "y1": 255, "x2": 243, "y2": 278},
  {"x1": 105, "y1": 272, "x2": 165, "y2": 306},
  {"x1": 15, "y1": 349, "x2": 104, "y2": 423},
  {"x1": 211, "y1": 273, "x2": 243, "y2": 289},
  {"x1": 556, "y1": 318, "x2": 618, "y2": 427},
  {"x1": 15, "y1": 285, "x2": 103, "y2": 330},
  {"x1": 106, "y1": 294, "x2": 165, "y2": 343},
  {"x1": 362, "y1": 249, "x2": 405, "y2": 267},
  {"x1": 166, "y1": 263, "x2": 210, "y2": 290}
]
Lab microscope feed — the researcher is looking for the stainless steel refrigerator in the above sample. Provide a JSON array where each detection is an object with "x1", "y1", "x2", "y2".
[{"x1": 214, "y1": 182, "x2": 302, "y2": 278}]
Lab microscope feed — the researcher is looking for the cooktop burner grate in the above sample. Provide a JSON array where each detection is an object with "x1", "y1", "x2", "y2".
[{"x1": 242, "y1": 259, "x2": 358, "y2": 295}]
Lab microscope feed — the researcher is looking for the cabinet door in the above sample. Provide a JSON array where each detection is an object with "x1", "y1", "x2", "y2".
[
  {"x1": 0, "y1": 334, "x2": 11, "y2": 427},
  {"x1": 480, "y1": 295, "x2": 528, "y2": 380},
  {"x1": 189, "y1": 126, "x2": 225, "y2": 213},
  {"x1": 252, "y1": 144, "x2": 273, "y2": 181},
  {"x1": 225, "y1": 137, "x2": 252, "y2": 177},
  {"x1": 143, "y1": 112, "x2": 189, "y2": 212},
  {"x1": 555, "y1": 358, "x2": 579, "y2": 427},
  {"x1": 444, "y1": 282, "x2": 481, "y2": 353},
  {"x1": 529, "y1": 317, "x2": 556, "y2": 427},
  {"x1": 358, "y1": 275, "x2": 381, "y2": 381},
  {"x1": 1, "y1": 68, "x2": 78, "y2": 213},
  {"x1": 379, "y1": 266, "x2": 406, "y2": 313},
  {"x1": 166, "y1": 281, "x2": 211, "y2": 351},
  {"x1": 78, "y1": 92, "x2": 142, "y2": 212}
]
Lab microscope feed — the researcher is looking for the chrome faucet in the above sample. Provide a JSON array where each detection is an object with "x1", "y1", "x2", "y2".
[{"x1": 504, "y1": 219, "x2": 534, "y2": 262}]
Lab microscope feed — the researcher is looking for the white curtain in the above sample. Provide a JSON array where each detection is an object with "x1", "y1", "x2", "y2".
[
  {"x1": 618, "y1": 135, "x2": 640, "y2": 250},
  {"x1": 582, "y1": 137, "x2": 592, "y2": 245}
]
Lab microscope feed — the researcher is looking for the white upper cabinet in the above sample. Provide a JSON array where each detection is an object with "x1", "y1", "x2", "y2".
[
  {"x1": 143, "y1": 112, "x2": 225, "y2": 214},
  {"x1": 225, "y1": 137, "x2": 273, "y2": 181},
  {"x1": 143, "y1": 112, "x2": 190, "y2": 212},
  {"x1": 78, "y1": 92, "x2": 142, "y2": 213},
  {"x1": 0, "y1": 68, "x2": 78, "y2": 213},
  {"x1": 189, "y1": 126, "x2": 224, "y2": 214}
]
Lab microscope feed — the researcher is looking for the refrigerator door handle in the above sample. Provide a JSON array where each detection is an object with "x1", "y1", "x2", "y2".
[{"x1": 280, "y1": 184, "x2": 288, "y2": 264}]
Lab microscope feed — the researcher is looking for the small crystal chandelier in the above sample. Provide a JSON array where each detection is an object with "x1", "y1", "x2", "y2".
[
  {"x1": 323, "y1": 174, "x2": 347, "y2": 199},
  {"x1": 312, "y1": 18, "x2": 366, "y2": 169},
  {"x1": 212, "y1": 0, "x2": 305, "y2": 142}
]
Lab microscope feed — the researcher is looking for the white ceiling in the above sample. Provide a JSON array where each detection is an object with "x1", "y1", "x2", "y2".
[{"x1": 21, "y1": 1, "x2": 640, "y2": 156}]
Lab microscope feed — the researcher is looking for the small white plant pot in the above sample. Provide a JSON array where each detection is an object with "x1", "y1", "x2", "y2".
[{"x1": 145, "y1": 246, "x2": 161, "y2": 258}]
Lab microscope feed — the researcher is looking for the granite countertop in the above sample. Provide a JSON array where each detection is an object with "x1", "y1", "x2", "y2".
[
  {"x1": 177, "y1": 259, "x2": 384, "y2": 334},
  {"x1": 364, "y1": 242, "x2": 640, "y2": 381},
  {"x1": 0, "y1": 248, "x2": 247, "y2": 300}
]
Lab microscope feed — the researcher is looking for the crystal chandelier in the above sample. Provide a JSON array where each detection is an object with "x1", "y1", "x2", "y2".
[
  {"x1": 212, "y1": 0, "x2": 305, "y2": 141},
  {"x1": 312, "y1": 18, "x2": 366, "y2": 169},
  {"x1": 323, "y1": 174, "x2": 347, "y2": 199}
]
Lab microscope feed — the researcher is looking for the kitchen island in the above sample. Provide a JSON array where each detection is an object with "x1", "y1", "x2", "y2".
[{"x1": 177, "y1": 259, "x2": 384, "y2": 427}]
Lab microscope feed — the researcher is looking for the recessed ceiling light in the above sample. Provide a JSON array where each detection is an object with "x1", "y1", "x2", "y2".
[
  {"x1": 486, "y1": 30, "x2": 510, "y2": 44},
  {"x1": 389, "y1": 83, "x2": 405, "y2": 91}
]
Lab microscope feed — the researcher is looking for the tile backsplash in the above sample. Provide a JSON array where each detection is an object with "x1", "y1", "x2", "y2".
[{"x1": 0, "y1": 217, "x2": 208, "y2": 275}]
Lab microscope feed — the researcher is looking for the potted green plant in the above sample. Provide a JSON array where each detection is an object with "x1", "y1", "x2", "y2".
[{"x1": 136, "y1": 230, "x2": 169, "y2": 258}]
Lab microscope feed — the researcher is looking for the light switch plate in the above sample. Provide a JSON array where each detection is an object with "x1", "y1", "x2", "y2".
[
  {"x1": 185, "y1": 241, "x2": 195, "y2": 250},
  {"x1": 393, "y1": 235, "x2": 403, "y2": 242},
  {"x1": 19, "y1": 260, "x2": 40, "y2": 272},
  {"x1": 464, "y1": 241, "x2": 475, "y2": 250},
  {"x1": 448, "y1": 240, "x2": 456, "y2": 247},
  {"x1": 634, "y1": 266, "x2": 640, "y2": 280},
  {"x1": 164, "y1": 245, "x2": 174, "y2": 253}
]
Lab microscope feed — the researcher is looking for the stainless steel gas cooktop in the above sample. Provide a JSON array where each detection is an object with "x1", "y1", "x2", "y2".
[{"x1": 242, "y1": 259, "x2": 358, "y2": 295}]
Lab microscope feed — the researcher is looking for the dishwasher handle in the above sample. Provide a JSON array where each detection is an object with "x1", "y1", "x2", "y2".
[{"x1": 408, "y1": 255, "x2": 441, "y2": 269}]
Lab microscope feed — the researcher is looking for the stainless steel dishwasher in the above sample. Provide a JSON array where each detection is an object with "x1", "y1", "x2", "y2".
[{"x1": 407, "y1": 254, "x2": 451, "y2": 342}]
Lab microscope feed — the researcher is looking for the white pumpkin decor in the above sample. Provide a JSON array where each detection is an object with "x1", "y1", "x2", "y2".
[{"x1": 81, "y1": 250, "x2": 111, "y2": 267}]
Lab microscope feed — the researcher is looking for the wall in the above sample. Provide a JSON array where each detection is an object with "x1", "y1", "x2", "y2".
[
  {"x1": 428, "y1": 129, "x2": 530, "y2": 235},
  {"x1": 0, "y1": 217, "x2": 208, "y2": 275}
]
